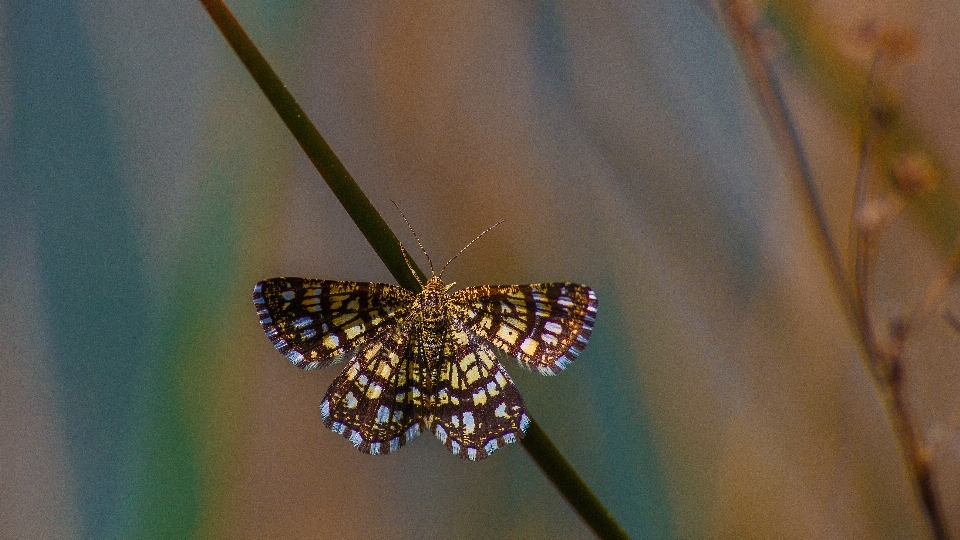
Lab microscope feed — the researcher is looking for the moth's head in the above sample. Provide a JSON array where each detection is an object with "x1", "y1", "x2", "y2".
[{"x1": 422, "y1": 275, "x2": 447, "y2": 296}]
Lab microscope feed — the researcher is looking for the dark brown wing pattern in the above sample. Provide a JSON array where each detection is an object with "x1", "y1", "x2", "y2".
[
  {"x1": 253, "y1": 278, "x2": 414, "y2": 370},
  {"x1": 320, "y1": 322, "x2": 428, "y2": 456},
  {"x1": 448, "y1": 283, "x2": 598, "y2": 375},
  {"x1": 430, "y1": 318, "x2": 528, "y2": 460}
]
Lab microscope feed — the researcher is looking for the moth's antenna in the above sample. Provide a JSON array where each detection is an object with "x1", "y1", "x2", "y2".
[
  {"x1": 392, "y1": 200, "x2": 435, "y2": 276},
  {"x1": 398, "y1": 242, "x2": 425, "y2": 288},
  {"x1": 439, "y1": 220, "x2": 505, "y2": 278}
]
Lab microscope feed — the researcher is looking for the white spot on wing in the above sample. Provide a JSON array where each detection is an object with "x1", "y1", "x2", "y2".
[
  {"x1": 344, "y1": 392, "x2": 358, "y2": 409},
  {"x1": 286, "y1": 350, "x2": 305, "y2": 365},
  {"x1": 348, "y1": 430, "x2": 363, "y2": 447}
]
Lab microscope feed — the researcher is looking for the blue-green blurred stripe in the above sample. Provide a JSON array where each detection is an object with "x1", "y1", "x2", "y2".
[{"x1": 8, "y1": 1, "x2": 156, "y2": 537}]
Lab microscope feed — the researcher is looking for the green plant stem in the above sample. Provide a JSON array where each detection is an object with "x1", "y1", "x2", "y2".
[
  {"x1": 715, "y1": 1, "x2": 857, "y2": 329},
  {"x1": 521, "y1": 419, "x2": 632, "y2": 540},
  {"x1": 198, "y1": 1, "x2": 631, "y2": 538},
  {"x1": 199, "y1": 0, "x2": 423, "y2": 291}
]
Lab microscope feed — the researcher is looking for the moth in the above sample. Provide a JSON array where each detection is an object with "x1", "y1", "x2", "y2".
[{"x1": 252, "y1": 218, "x2": 597, "y2": 460}]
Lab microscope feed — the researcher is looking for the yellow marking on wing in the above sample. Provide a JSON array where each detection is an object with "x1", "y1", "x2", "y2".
[
  {"x1": 459, "y1": 353, "x2": 477, "y2": 372},
  {"x1": 497, "y1": 325, "x2": 518, "y2": 344},
  {"x1": 521, "y1": 337, "x2": 538, "y2": 356},
  {"x1": 478, "y1": 315, "x2": 494, "y2": 330},
  {"x1": 344, "y1": 322, "x2": 365, "y2": 339},
  {"x1": 364, "y1": 343, "x2": 381, "y2": 359},
  {"x1": 452, "y1": 330, "x2": 470, "y2": 345},
  {"x1": 478, "y1": 350, "x2": 496, "y2": 370},
  {"x1": 345, "y1": 362, "x2": 360, "y2": 378},
  {"x1": 332, "y1": 314, "x2": 353, "y2": 327}
]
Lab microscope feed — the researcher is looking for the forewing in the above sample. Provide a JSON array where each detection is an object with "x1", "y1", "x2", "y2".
[
  {"x1": 431, "y1": 319, "x2": 528, "y2": 461},
  {"x1": 320, "y1": 323, "x2": 427, "y2": 456},
  {"x1": 449, "y1": 283, "x2": 598, "y2": 375},
  {"x1": 253, "y1": 278, "x2": 414, "y2": 370}
]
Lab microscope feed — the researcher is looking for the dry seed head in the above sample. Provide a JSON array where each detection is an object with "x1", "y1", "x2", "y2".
[
  {"x1": 851, "y1": 20, "x2": 918, "y2": 62},
  {"x1": 855, "y1": 196, "x2": 904, "y2": 233},
  {"x1": 876, "y1": 26, "x2": 918, "y2": 60},
  {"x1": 892, "y1": 152, "x2": 938, "y2": 195}
]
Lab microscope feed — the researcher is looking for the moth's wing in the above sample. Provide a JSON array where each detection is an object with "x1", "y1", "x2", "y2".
[
  {"x1": 320, "y1": 322, "x2": 427, "y2": 456},
  {"x1": 448, "y1": 283, "x2": 598, "y2": 375},
  {"x1": 430, "y1": 319, "x2": 528, "y2": 461},
  {"x1": 253, "y1": 278, "x2": 414, "y2": 370}
]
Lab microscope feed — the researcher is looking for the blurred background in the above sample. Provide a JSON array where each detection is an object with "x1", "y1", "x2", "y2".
[{"x1": 3, "y1": 0, "x2": 959, "y2": 538}]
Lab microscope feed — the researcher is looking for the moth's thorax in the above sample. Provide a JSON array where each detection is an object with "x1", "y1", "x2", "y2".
[
  {"x1": 412, "y1": 276, "x2": 452, "y2": 366},
  {"x1": 415, "y1": 276, "x2": 451, "y2": 326}
]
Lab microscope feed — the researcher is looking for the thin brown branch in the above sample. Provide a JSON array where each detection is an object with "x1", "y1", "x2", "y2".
[
  {"x1": 714, "y1": 2, "x2": 951, "y2": 538},
  {"x1": 942, "y1": 310, "x2": 960, "y2": 335},
  {"x1": 886, "y1": 318, "x2": 949, "y2": 540},
  {"x1": 716, "y1": 0, "x2": 861, "y2": 336},
  {"x1": 850, "y1": 105, "x2": 881, "y2": 377}
]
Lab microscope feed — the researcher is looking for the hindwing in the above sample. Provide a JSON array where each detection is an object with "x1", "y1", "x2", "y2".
[
  {"x1": 431, "y1": 318, "x2": 528, "y2": 460},
  {"x1": 320, "y1": 323, "x2": 427, "y2": 455}
]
